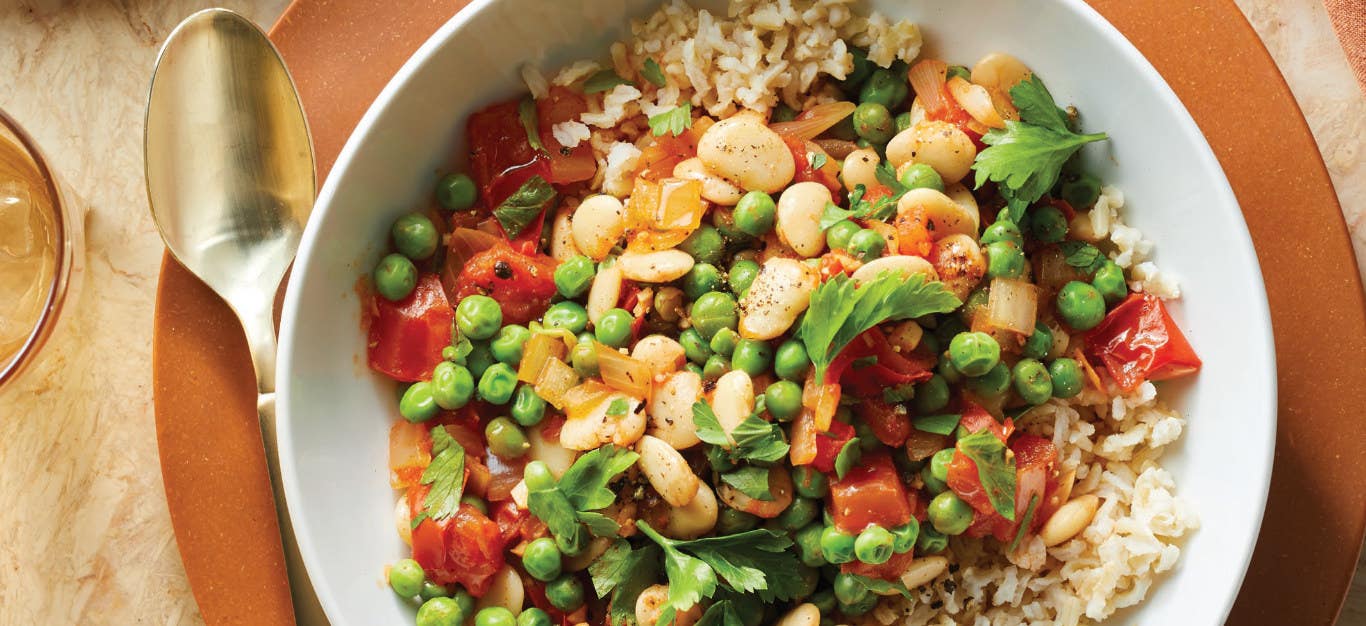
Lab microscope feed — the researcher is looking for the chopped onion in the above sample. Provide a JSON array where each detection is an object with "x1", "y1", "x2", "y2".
[
  {"x1": 439, "y1": 227, "x2": 503, "y2": 301},
  {"x1": 813, "y1": 138, "x2": 859, "y2": 161},
  {"x1": 985, "y1": 277, "x2": 1038, "y2": 335},
  {"x1": 519, "y1": 333, "x2": 569, "y2": 384},
  {"x1": 904, "y1": 429, "x2": 949, "y2": 462},
  {"x1": 388, "y1": 421, "x2": 432, "y2": 490},
  {"x1": 770, "y1": 101, "x2": 857, "y2": 140},
  {"x1": 563, "y1": 380, "x2": 615, "y2": 421},
  {"x1": 596, "y1": 343, "x2": 653, "y2": 399},
  {"x1": 533, "y1": 357, "x2": 580, "y2": 409},
  {"x1": 625, "y1": 177, "x2": 705, "y2": 252},
  {"x1": 907, "y1": 60, "x2": 948, "y2": 118},
  {"x1": 789, "y1": 410, "x2": 818, "y2": 466},
  {"x1": 1033, "y1": 246, "x2": 1086, "y2": 295},
  {"x1": 802, "y1": 374, "x2": 840, "y2": 431},
  {"x1": 947, "y1": 76, "x2": 1006, "y2": 129}
]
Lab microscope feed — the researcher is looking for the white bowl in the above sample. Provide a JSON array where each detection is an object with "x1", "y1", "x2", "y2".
[{"x1": 278, "y1": 1, "x2": 1276, "y2": 624}]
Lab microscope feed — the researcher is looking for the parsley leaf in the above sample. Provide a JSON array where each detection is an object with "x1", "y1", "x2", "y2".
[
  {"x1": 1059, "y1": 241, "x2": 1105, "y2": 275},
  {"x1": 577, "y1": 511, "x2": 622, "y2": 537},
  {"x1": 691, "y1": 402, "x2": 733, "y2": 447},
  {"x1": 695, "y1": 600, "x2": 744, "y2": 626},
  {"x1": 527, "y1": 485, "x2": 587, "y2": 555},
  {"x1": 973, "y1": 75, "x2": 1107, "y2": 206},
  {"x1": 692, "y1": 402, "x2": 790, "y2": 463},
  {"x1": 809, "y1": 152, "x2": 828, "y2": 170},
  {"x1": 584, "y1": 69, "x2": 634, "y2": 94},
  {"x1": 558, "y1": 444, "x2": 640, "y2": 511},
  {"x1": 846, "y1": 573, "x2": 914, "y2": 600},
  {"x1": 957, "y1": 430, "x2": 1017, "y2": 521},
  {"x1": 590, "y1": 541, "x2": 661, "y2": 626},
  {"x1": 721, "y1": 467, "x2": 773, "y2": 501},
  {"x1": 834, "y1": 438, "x2": 861, "y2": 479},
  {"x1": 648, "y1": 103, "x2": 692, "y2": 137},
  {"x1": 913, "y1": 413, "x2": 962, "y2": 436},
  {"x1": 642, "y1": 58, "x2": 667, "y2": 87},
  {"x1": 638, "y1": 522, "x2": 802, "y2": 602},
  {"x1": 420, "y1": 426, "x2": 466, "y2": 520},
  {"x1": 874, "y1": 160, "x2": 906, "y2": 192},
  {"x1": 820, "y1": 202, "x2": 856, "y2": 231},
  {"x1": 1009, "y1": 494, "x2": 1042, "y2": 552},
  {"x1": 637, "y1": 522, "x2": 717, "y2": 612},
  {"x1": 607, "y1": 398, "x2": 629, "y2": 417},
  {"x1": 798, "y1": 273, "x2": 961, "y2": 381},
  {"x1": 494, "y1": 175, "x2": 556, "y2": 237},
  {"x1": 518, "y1": 96, "x2": 545, "y2": 152}
]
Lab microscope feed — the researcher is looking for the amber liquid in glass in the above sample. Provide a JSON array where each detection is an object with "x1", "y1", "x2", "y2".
[{"x1": 0, "y1": 134, "x2": 56, "y2": 371}]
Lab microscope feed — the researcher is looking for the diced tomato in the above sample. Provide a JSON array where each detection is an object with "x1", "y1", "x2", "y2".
[
  {"x1": 948, "y1": 433, "x2": 1058, "y2": 543},
  {"x1": 828, "y1": 450, "x2": 914, "y2": 533},
  {"x1": 411, "y1": 503, "x2": 507, "y2": 595},
  {"x1": 451, "y1": 245, "x2": 558, "y2": 325},
  {"x1": 432, "y1": 405, "x2": 489, "y2": 456},
  {"x1": 857, "y1": 396, "x2": 912, "y2": 447},
  {"x1": 957, "y1": 401, "x2": 1013, "y2": 443},
  {"x1": 540, "y1": 414, "x2": 565, "y2": 442},
  {"x1": 841, "y1": 548, "x2": 916, "y2": 581},
  {"x1": 783, "y1": 136, "x2": 841, "y2": 196},
  {"x1": 817, "y1": 252, "x2": 855, "y2": 280},
  {"x1": 834, "y1": 328, "x2": 936, "y2": 396},
  {"x1": 389, "y1": 421, "x2": 433, "y2": 489},
  {"x1": 1084, "y1": 293, "x2": 1202, "y2": 392},
  {"x1": 893, "y1": 206, "x2": 933, "y2": 258},
  {"x1": 492, "y1": 499, "x2": 546, "y2": 545},
  {"x1": 810, "y1": 420, "x2": 856, "y2": 474},
  {"x1": 367, "y1": 273, "x2": 453, "y2": 382},
  {"x1": 468, "y1": 99, "x2": 540, "y2": 203},
  {"x1": 921, "y1": 81, "x2": 986, "y2": 150},
  {"x1": 904, "y1": 428, "x2": 950, "y2": 462},
  {"x1": 485, "y1": 159, "x2": 555, "y2": 252},
  {"x1": 485, "y1": 452, "x2": 527, "y2": 502},
  {"x1": 536, "y1": 87, "x2": 597, "y2": 185}
]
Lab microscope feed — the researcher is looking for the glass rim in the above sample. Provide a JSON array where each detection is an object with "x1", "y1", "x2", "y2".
[{"x1": 0, "y1": 107, "x2": 74, "y2": 388}]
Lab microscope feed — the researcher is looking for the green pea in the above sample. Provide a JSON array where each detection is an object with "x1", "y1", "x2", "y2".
[
  {"x1": 1092, "y1": 260, "x2": 1128, "y2": 304},
  {"x1": 1022, "y1": 322, "x2": 1054, "y2": 360},
  {"x1": 475, "y1": 607, "x2": 517, "y2": 626},
  {"x1": 773, "y1": 339, "x2": 811, "y2": 381},
  {"x1": 961, "y1": 287, "x2": 991, "y2": 325},
  {"x1": 1030, "y1": 205, "x2": 1069, "y2": 244},
  {"x1": 477, "y1": 363, "x2": 519, "y2": 405},
  {"x1": 702, "y1": 354, "x2": 731, "y2": 380},
  {"x1": 400, "y1": 382, "x2": 440, "y2": 423},
  {"x1": 523, "y1": 460, "x2": 556, "y2": 492},
  {"x1": 544, "y1": 301, "x2": 589, "y2": 334},
  {"x1": 417, "y1": 597, "x2": 464, "y2": 626},
  {"x1": 554, "y1": 255, "x2": 596, "y2": 298},
  {"x1": 681, "y1": 263, "x2": 722, "y2": 300},
  {"x1": 917, "y1": 526, "x2": 948, "y2": 555},
  {"x1": 436, "y1": 173, "x2": 478, "y2": 211},
  {"x1": 854, "y1": 526, "x2": 895, "y2": 565},
  {"x1": 847, "y1": 229, "x2": 886, "y2": 261},
  {"x1": 858, "y1": 68, "x2": 908, "y2": 109},
  {"x1": 420, "y1": 581, "x2": 452, "y2": 601},
  {"x1": 517, "y1": 608, "x2": 552, "y2": 626},
  {"x1": 392, "y1": 213, "x2": 440, "y2": 260},
  {"x1": 1057, "y1": 281, "x2": 1106, "y2": 330},
  {"x1": 820, "y1": 526, "x2": 856, "y2": 564},
  {"x1": 764, "y1": 381, "x2": 803, "y2": 422},
  {"x1": 1061, "y1": 172, "x2": 1102, "y2": 209},
  {"x1": 853, "y1": 102, "x2": 895, "y2": 144},
  {"x1": 734, "y1": 191, "x2": 777, "y2": 236},
  {"x1": 894, "y1": 111, "x2": 913, "y2": 133},
  {"x1": 388, "y1": 558, "x2": 425, "y2": 597},
  {"x1": 920, "y1": 331, "x2": 941, "y2": 355},
  {"x1": 809, "y1": 589, "x2": 837, "y2": 615},
  {"x1": 684, "y1": 362, "x2": 704, "y2": 377},
  {"x1": 793, "y1": 466, "x2": 828, "y2": 499},
  {"x1": 490, "y1": 324, "x2": 531, "y2": 365},
  {"x1": 373, "y1": 253, "x2": 418, "y2": 301},
  {"x1": 466, "y1": 342, "x2": 495, "y2": 379},
  {"x1": 985, "y1": 240, "x2": 1026, "y2": 279},
  {"x1": 772, "y1": 103, "x2": 799, "y2": 123},
  {"x1": 937, "y1": 352, "x2": 963, "y2": 385},
  {"x1": 571, "y1": 337, "x2": 599, "y2": 377},
  {"x1": 728, "y1": 259, "x2": 761, "y2": 296},
  {"x1": 485, "y1": 417, "x2": 529, "y2": 459},
  {"x1": 432, "y1": 361, "x2": 475, "y2": 410},
  {"x1": 679, "y1": 328, "x2": 711, "y2": 364},
  {"x1": 928, "y1": 491, "x2": 973, "y2": 535},
  {"x1": 833, "y1": 572, "x2": 869, "y2": 605},
  {"x1": 981, "y1": 219, "x2": 1024, "y2": 248},
  {"x1": 731, "y1": 338, "x2": 772, "y2": 376},
  {"x1": 914, "y1": 374, "x2": 950, "y2": 413},
  {"x1": 679, "y1": 225, "x2": 725, "y2": 265},
  {"x1": 854, "y1": 420, "x2": 880, "y2": 453},
  {"x1": 891, "y1": 519, "x2": 920, "y2": 553},
  {"x1": 460, "y1": 495, "x2": 488, "y2": 515},
  {"x1": 776, "y1": 497, "x2": 820, "y2": 531},
  {"x1": 1013, "y1": 358, "x2": 1053, "y2": 405},
  {"x1": 710, "y1": 327, "x2": 740, "y2": 357},
  {"x1": 794, "y1": 565, "x2": 821, "y2": 601},
  {"x1": 522, "y1": 536, "x2": 563, "y2": 582},
  {"x1": 595, "y1": 308, "x2": 635, "y2": 348},
  {"x1": 1049, "y1": 358, "x2": 1084, "y2": 399},
  {"x1": 793, "y1": 523, "x2": 828, "y2": 567},
  {"x1": 510, "y1": 385, "x2": 546, "y2": 427},
  {"x1": 920, "y1": 463, "x2": 947, "y2": 495},
  {"x1": 949, "y1": 331, "x2": 1001, "y2": 377},
  {"x1": 545, "y1": 574, "x2": 585, "y2": 611},
  {"x1": 897, "y1": 163, "x2": 945, "y2": 192},
  {"x1": 825, "y1": 220, "x2": 860, "y2": 251},
  {"x1": 966, "y1": 361, "x2": 1011, "y2": 397},
  {"x1": 716, "y1": 507, "x2": 760, "y2": 534},
  {"x1": 690, "y1": 292, "x2": 739, "y2": 340},
  {"x1": 843, "y1": 48, "x2": 874, "y2": 91},
  {"x1": 929, "y1": 448, "x2": 955, "y2": 485},
  {"x1": 456, "y1": 295, "x2": 503, "y2": 340}
]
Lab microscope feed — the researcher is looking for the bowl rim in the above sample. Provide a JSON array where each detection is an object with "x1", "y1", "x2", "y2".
[{"x1": 277, "y1": 0, "x2": 1277, "y2": 622}]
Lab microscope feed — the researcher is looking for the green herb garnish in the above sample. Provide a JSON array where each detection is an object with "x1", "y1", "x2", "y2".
[
  {"x1": 642, "y1": 58, "x2": 667, "y2": 87},
  {"x1": 518, "y1": 96, "x2": 545, "y2": 152},
  {"x1": 956, "y1": 430, "x2": 1017, "y2": 521},
  {"x1": 493, "y1": 175, "x2": 556, "y2": 237},
  {"x1": 1059, "y1": 240, "x2": 1105, "y2": 274},
  {"x1": 834, "y1": 438, "x2": 862, "y2": 479},
  {"x1": 693, "y1": 402, "x2": 789, "y2": 463},
  {"x1": 721, "y1": 466, "x2": 774, "y2": 501},
  {"x1": 636, "y1": 522, "x2": 803, "y2": 604},
  {"x1": 584, "y1": 69, "x2": 634, "y2": 94},
  {"x1": 648, "y1": 103, "x2": 693, "y2": 137},
  {"x1": 1009, "y1": 494, "x2": 1042, "y2": 552},
  {"x1": 913, "y1": 413, "x2": 962, "y2": 436},
  {"x1": 420, "y1": 426, "x2": 466, "y2": 521}
]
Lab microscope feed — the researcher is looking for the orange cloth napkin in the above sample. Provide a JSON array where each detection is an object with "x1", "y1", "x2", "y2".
[{"x1": 1325, "y1": 0, "x2": 1366, "y2": 94}]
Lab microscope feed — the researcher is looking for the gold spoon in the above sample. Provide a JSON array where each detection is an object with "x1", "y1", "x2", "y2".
[{"x1": 144, "y1": 9, "x2": 327, "y2": 624}]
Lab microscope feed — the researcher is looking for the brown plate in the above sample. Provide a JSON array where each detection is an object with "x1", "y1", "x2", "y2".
[{"x1": 151, "y1": 1, "x2": 1366, "y2": 624}]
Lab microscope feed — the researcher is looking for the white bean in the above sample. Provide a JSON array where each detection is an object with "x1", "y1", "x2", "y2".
[
  {"x1": 711, "y1": 370, "x2": 754, "y2": 441},
  {"x1": 929, "y1": 233, "x2": 986, "y2": 300},
  {"x1": 559, "y1": 394, "x2": 646, "y2": 450},
  {"x1": 896, "y1": 187, "x2": 977, "y2": 240},
  {"x1": 775, "y1": 182, "x2": 832, "y2": 257},
  {"x1": 586, "y1": 265, "x2": 623, "y2": 325},
  {"x1": 648, "y1": 370, "x2": 703, "y2": 449},
  {"x1": 632, "y1": 335, "x2": 686, "y2": 380},
  {"x1": 528, "y1": 423, "x2": 577, "y2": 477},
  {"x1": 635, "y1": 585, "x2": 702, "y2": 626},
  {"x1": 549, "y1": 206, "x2": 580, "y2": 261},
  {"x1": 850, "y1": 255, "x2": 939, "y2": 284},
  {"x1": 900, "y1": 556, "x2": 949, "y2": 589},
  {"x1": 888, "y1": 121, "x2": 977, "y2": 184},
  {"x1": 945, "y1": 183, "x2": 982, "y2": 235},
  {"x1": 774, "y1": 604, "x2": 820, "y2": 626},
  {"x1": 971, "y1": 52, "x2": 1032, "y2": 93},
  {"x1": 739, "y1": 258, "x2": 818, "y2": 340},
  {"x1": 395, "y1": 496, "x2": 412, "y2": 546},
  {"x1": 1040, "y1": 494, "x2": 1101, "y2": 546},
  {"x1": 572, "y1": 194, "x2": 626, "y2": 260},
  {"x1": 618, "y1": 248, "x2": 695, "y2": 283},
  {"x1": 673, "y1": 157, "x2": 744, "y2": 206},
  {"x1": 841, "y1": 148, "x2": 880, "y2": 191},
  {"x1": 476, "y1": 565, "x2": 525, "y2": 615},
  {"x1": 664, "y1": 482, "x2": 718, "y2": 539},
  {"x1": 697, "y1": 111, "x2": 795, "y2": 193},
  {"x1": 638, "y1": 435, "x2": 700, "y2": 507}
]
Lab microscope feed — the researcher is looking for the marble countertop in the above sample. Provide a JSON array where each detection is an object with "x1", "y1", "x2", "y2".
[{"x1": 0, "y1": 0, "x2": 1362, "y2": 624}]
